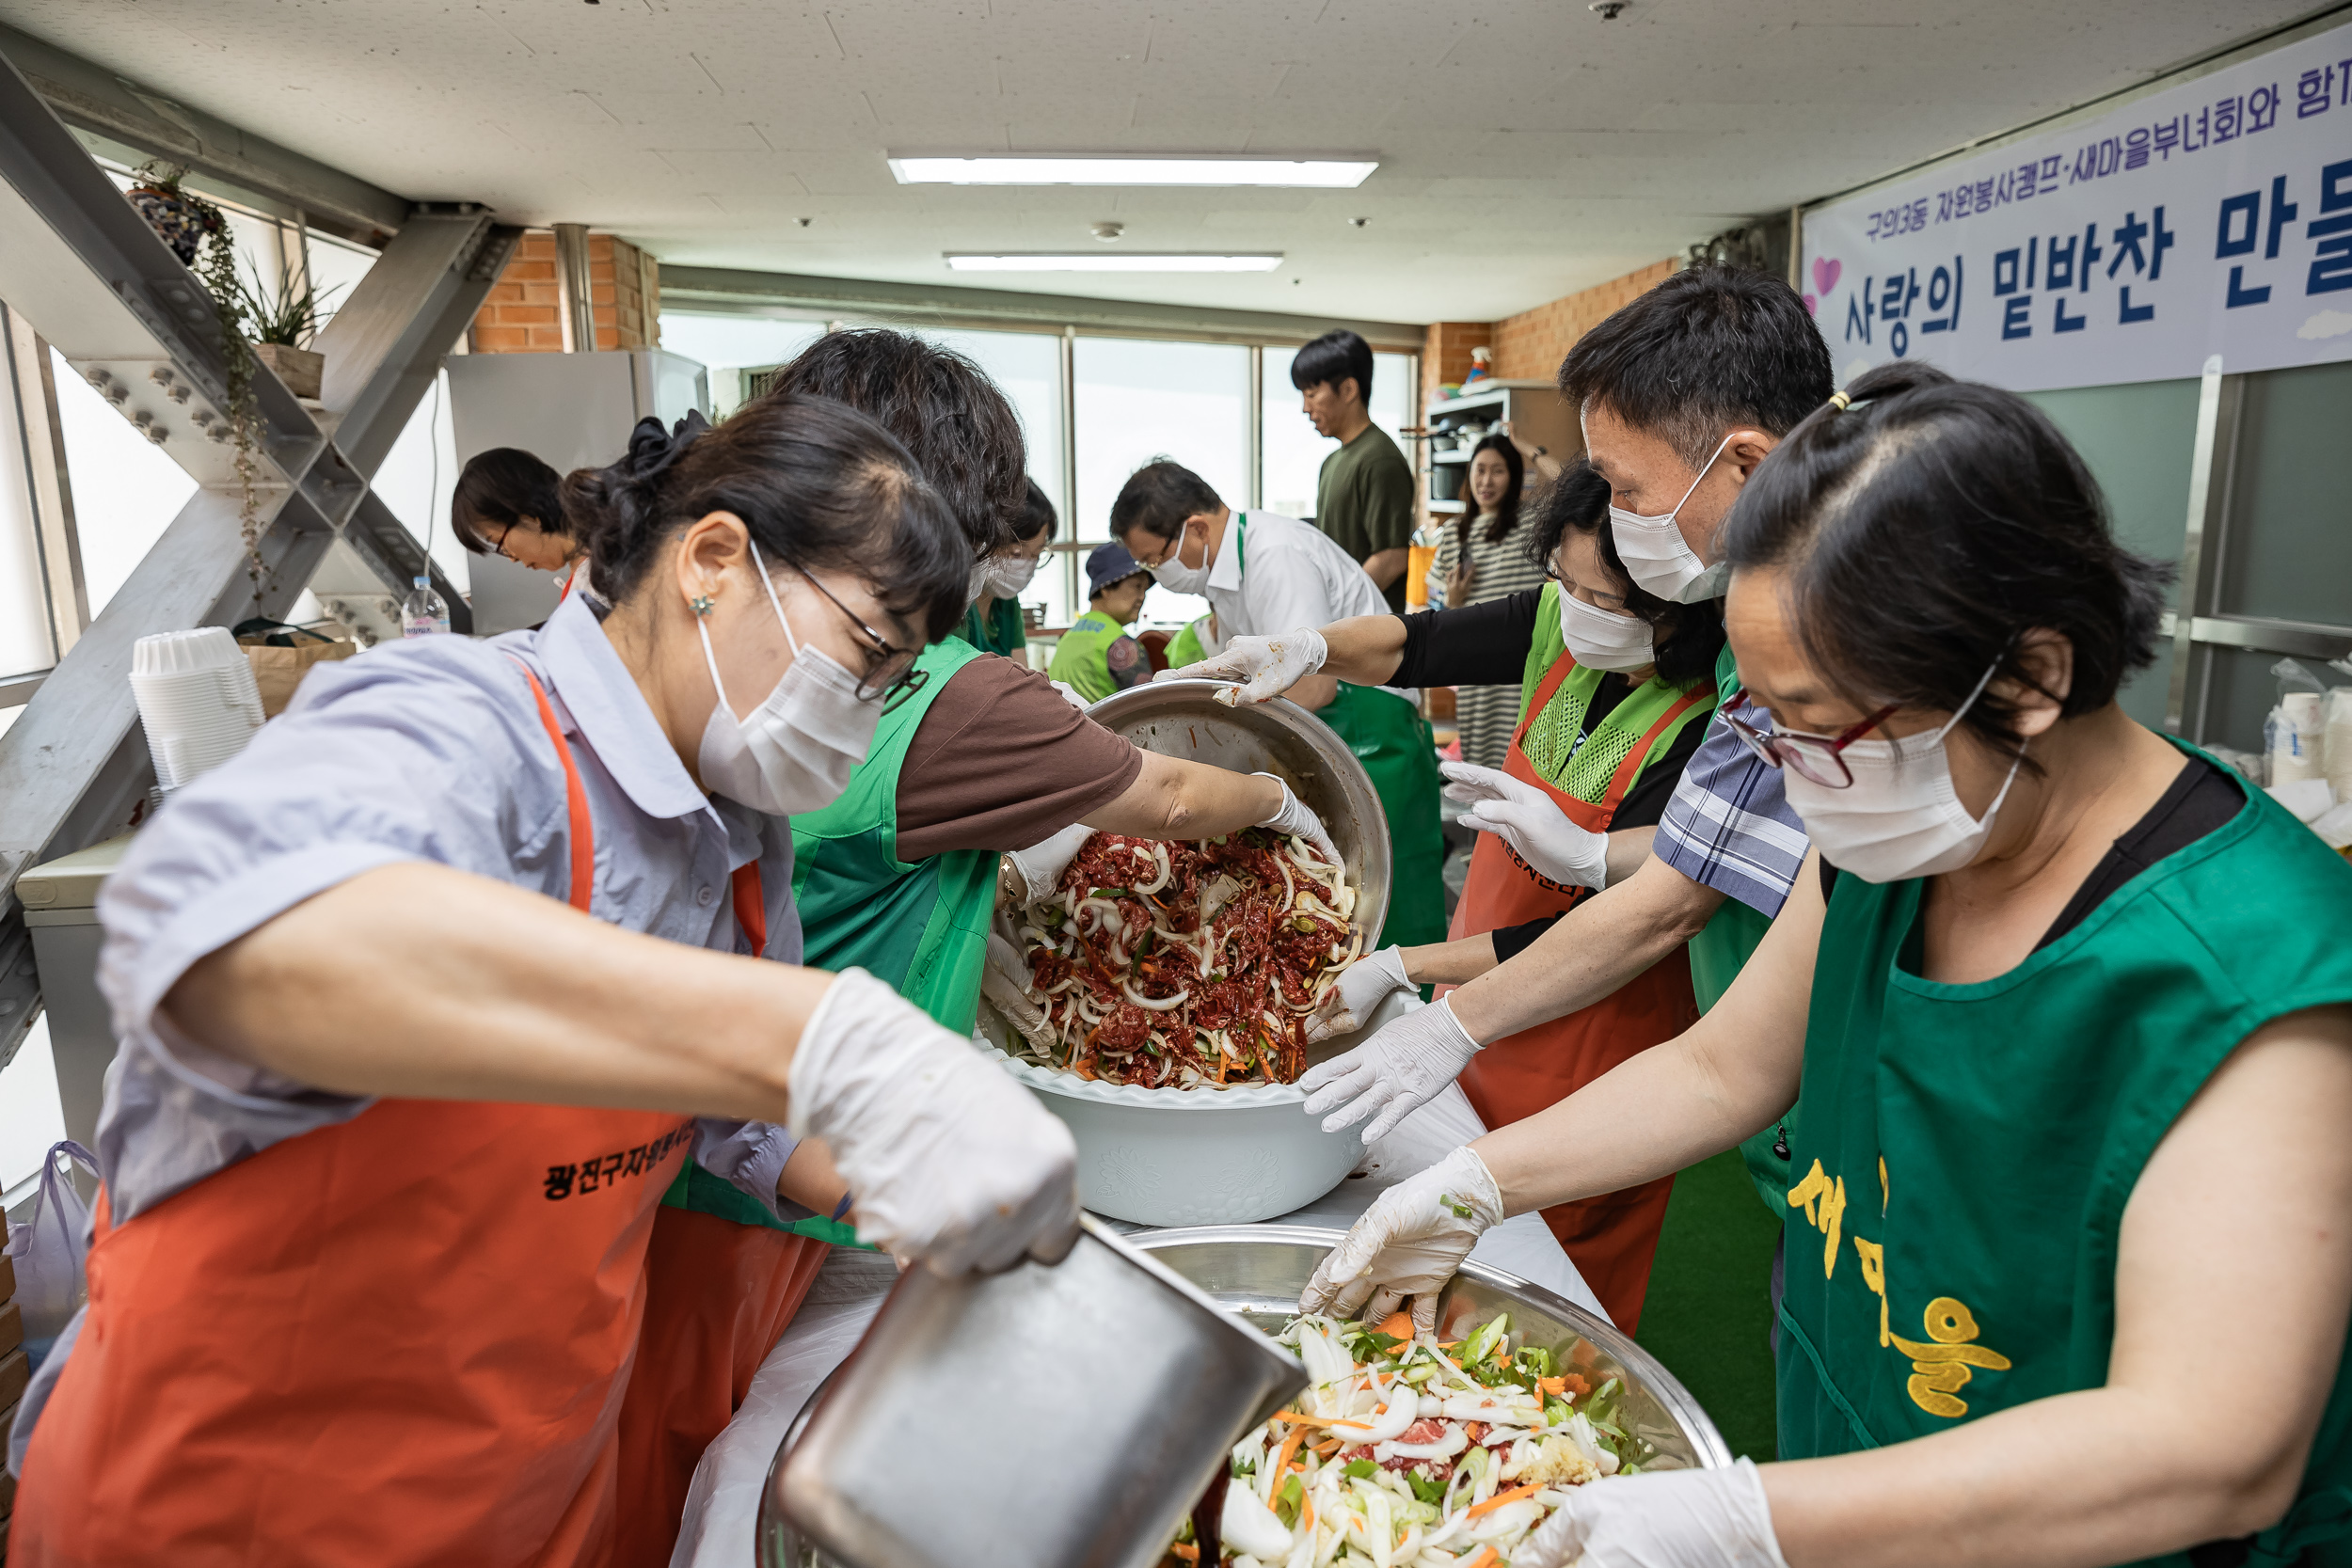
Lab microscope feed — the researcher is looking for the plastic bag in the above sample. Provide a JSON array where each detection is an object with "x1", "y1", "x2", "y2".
[{"x1": 4, "y1": 1140, "x2": 97, "y2": 1366}]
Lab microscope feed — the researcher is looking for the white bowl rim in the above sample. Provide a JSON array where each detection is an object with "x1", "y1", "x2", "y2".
[{"x1": 995, "y1": 1049, "x2": 1310, "y2": 1109}]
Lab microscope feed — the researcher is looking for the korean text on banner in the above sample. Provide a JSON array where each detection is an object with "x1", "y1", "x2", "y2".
[{"x1": 1802, "y1": 19, "x2": 2352, "y2": 392}]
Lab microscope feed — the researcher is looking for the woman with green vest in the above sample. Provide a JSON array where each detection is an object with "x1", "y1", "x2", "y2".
[
  {"x1": 1270, "y1": 465, "x2": 1717, "y2": 1333},
  {"x1": 1046, "y1": 542, "x2": 1152, "y2": 702},
  {"x1": 1302, "y1": 364, "x2": 2352, "y2": 1568},
  {"x1": 961, "y1": 478, "x2": 1056, "y2": 657}
]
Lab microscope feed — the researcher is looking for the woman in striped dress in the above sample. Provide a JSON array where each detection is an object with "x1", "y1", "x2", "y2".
[{"x1": 1426, "y1": 435, "x2": 1549, "y2": 768}]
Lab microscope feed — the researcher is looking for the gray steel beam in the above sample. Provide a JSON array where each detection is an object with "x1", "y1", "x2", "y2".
[
  {"x1": 0, "y1": 19, "x2": 407, "y2": 244},
  {"x1": 660, "y1": 264, "x2": 1430, "y2": 353}
]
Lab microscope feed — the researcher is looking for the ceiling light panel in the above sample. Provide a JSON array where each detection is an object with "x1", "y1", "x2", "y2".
[
  {"x1": 893, "y1": 156, "x2": 1376, "y2": 187},
  {"x1": 945, "y1": 253, "x2": 1286, "y2": 273}
]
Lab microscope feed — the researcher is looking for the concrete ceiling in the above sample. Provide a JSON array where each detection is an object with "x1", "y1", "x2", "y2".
[{"x1": 0, "y1": 0, "x2": 2325, "y2": 323}]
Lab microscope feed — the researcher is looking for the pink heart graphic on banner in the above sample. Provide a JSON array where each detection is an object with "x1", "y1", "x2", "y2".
[
  {"x1": 1803, "y1": 293, "x2": 1818, "y2": 316},
  {"x1": 1812, "y1": 257, "x2": 1842, "y2": 294}
]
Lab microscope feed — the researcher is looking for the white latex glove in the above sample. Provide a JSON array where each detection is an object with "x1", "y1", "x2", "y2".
[
  {"x1": 1159, "y1": 626, "x2": 1329, "y2": 705},
  {"x1": 788, "y1": 968, "x2": 1079, "y2": 1275},
  {"x1": 979, "y1": 931, "x2": 1057, "y2": 1056},
  {"x1": 1304, "y1": 944, "x2": 1413, "y2": 1044},
  {"x1": 1251, "y1": 772, "x2": 1341, "y2": 866},
  {"x1": 1046, "y1": 678, "x2": 1089, "y2": 711},
  {"x1": 999, "y1": 821, "x2": 1093, "y2": 907},
  {"x1": 1512, "y1": 1458, "x2": 1790, "y2": 1568},
  {"x1": 1440, "y1": 759, "x2": 1612, "y2": 890},
  {"x1": 1297, "y1": 996, "x2": 1480, "y2": 1142},
  {"x1": 1298, "y1": 1146, "x2": 1502, "y2": 1333}
]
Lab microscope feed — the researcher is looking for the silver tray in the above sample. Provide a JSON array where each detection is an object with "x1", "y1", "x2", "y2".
[{"x1": 759, "y1": 1225, "x2": 1729, "y2": 1566}]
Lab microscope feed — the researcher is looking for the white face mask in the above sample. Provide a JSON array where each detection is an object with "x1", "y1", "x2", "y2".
[
  {"x1": 1558, "y1": 589, "x2": 1655, "y2": 672},
  {"x1": 982, "y1": 549, "x2": 1041, "y2": 599},
  {"x1": 695, "y1": 541, "x2": 882, "y2": 817},
  {"x1": 1146, "y1": 525, "x2": 1210, "y2": 594},
  {"x1": 1607, "y1": 434, "x2": 1735, "y2": 605},
  {"x1": 1779, "y1": 661, "x2": 2024, "y2": 883}
]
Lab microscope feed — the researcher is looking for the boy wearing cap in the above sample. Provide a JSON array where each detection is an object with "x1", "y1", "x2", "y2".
[{"x1": 1047, "y1": 543, "x2": 1153, "y2": 703}]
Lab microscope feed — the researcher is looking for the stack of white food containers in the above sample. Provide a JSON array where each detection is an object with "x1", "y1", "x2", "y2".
[{"x1": 130, "y1": 627, "x2": 267, "y2": 792}]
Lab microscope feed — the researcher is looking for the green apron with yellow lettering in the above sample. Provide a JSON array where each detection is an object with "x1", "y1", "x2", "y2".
[
  {"x1": 960, "y1": 595, "x2": 1027, "y2": 659},
  {"x1": 790, "y1": 636, "x2": 998, "y2": 1034},
  {"x1": 1776, "y1": 740, "x2": 2352, "y2": 1565},
  {"x1": 1046, "y1": 611, "x2": 1131, "y2": 702}
]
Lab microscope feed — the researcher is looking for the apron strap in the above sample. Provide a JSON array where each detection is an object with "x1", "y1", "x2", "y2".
[
  {"x1": 1596, "y1": 685, "x2": 1711, "y2": 818},
  {"x1": 506, "y1": 657, "x2": 596, "y2": 915},
  {"x1": 731, "y1": 863, "x2": 767, "y2": 957}
]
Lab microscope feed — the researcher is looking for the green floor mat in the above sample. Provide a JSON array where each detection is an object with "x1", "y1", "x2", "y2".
[{"x1": 1634, "y1": 1148, "x2": 1781, "y2": 1462}]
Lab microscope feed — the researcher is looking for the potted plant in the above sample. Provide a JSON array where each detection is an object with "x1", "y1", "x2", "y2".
[
  {"x1": 124, "y1": 162, "x2": 226, "y2": 265},
  {"x1": 232, "y1": 260, "x2": 341, "y2": 401}
]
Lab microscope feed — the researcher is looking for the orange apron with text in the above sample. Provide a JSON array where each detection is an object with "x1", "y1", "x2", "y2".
[
  {"x1": 612, "y1": 865, "x2": 829, "y2": 1568},
  {"x1": 1451, "y1": 654, "x2": 1708, "y2": 1334},
  {"x1": 15, "y1": 667, "x2": 691, "y2": 1568}
]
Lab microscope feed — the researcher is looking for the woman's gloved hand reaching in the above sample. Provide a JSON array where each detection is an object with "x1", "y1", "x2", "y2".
[
  {"x1": 1298, "y1": 1146, "x2": 1502, "y2": 1334},
  {"x1": 788, "y1": 968, "x2": 1078, "y2": 1274},
  {"x1": 1304, "y1": 943, "x2": 1415, "y2": 1043},
  {"x1": 1510, "y1": 1459, "x2": 1791, "y2": 1568},
  {"x1": 1440, "y1": 760, "x2": 1612, "y2": 890},
  {"x1": 1160, "y1": 627, "x2": 1329, "y2": 705},
  {"x1": 1297, "y1": 996, "x2": 1482, "y2": 1141}
]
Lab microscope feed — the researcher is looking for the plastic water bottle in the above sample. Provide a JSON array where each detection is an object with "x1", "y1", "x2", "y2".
[{"x1": 401, "y1": 574, "x2": 450, "y2": 638}]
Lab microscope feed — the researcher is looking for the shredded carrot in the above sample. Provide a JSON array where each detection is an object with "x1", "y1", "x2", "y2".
[
  {"x1": 1269, "y1": 1411, "x2": 1368, "y2": 1432},
  {"x1": 1269, "y1": 1428, "x2": 1305, "y2": 1483},
  {"x1": 1072, "y1": 1056, "x2": 1098, "y2": 1081},
  {"x1": 1303, "y1": 1493, "x2": 1316, "y2": 1532},
  {"x1": 1169, "y1": 1544, "x2": 1199, "y2": 1563},
  {"x1": 1375, "y1": 1310, "x2": 1415, "y2": 1343},
  {"x1": 1461, "y1": 1549, "x2": 1499, "y2": 1568},
  {"x1": 1311, "y1": 1437, "x2": 1341, "y2": 1456},
  {"x1": 1538, "y1": 1376, "x2": 1567, "y2": 1397},
  {"x1": 1467, "y1": 1483, "x2": 1542, "y2": 1519}
]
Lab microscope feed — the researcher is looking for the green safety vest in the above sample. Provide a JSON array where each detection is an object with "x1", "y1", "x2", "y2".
[
  {"x1": 1046, "y1": 611, "x2": 1132, "y2": 703},
  {"x1": 960, "y1": 596, "x2": 1027, "y2": 659},
  {"x1": 1778, "y1": 740, "x2": 2352, "y2": 1565},
  {"x1": 1165, "y1": 618, "x2": 1210, "y2": 671},
  {"x1": 789, "y1": 637, "x2": 998, "y2": 1035}
]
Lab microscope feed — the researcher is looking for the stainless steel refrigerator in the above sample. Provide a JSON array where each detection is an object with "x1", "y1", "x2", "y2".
[{"x1": 446, "y1": 349, "x2": 708, "y2": 634}]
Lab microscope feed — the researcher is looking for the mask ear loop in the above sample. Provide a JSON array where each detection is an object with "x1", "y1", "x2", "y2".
[{"x1": 698, "y1": 538, "x2": 803, "y2": 722}]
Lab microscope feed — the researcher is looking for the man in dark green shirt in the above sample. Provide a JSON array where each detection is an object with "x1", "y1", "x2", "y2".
[{"x1": 1295, "y1": 328, "x2": 1416, "y2": 613}]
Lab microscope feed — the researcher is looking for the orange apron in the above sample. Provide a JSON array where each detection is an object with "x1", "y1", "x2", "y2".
[
  {"x1": 612, "y1": 867, "x2": 829, "y2": 1567},
  {"x1": 1450, "y1": 653, "x2": 1708, "y2": 1335},
  {"x1": 16, "y1": 665, "x2": 693, "y2": 1568}
]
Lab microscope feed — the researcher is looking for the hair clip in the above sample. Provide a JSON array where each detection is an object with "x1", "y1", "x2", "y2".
[
  {"x1": 1827, "y1": 390, "x2": 1853, "y2": 412},
  {"x1": 690, "y1": 594, "x2": 716, "y2": 617}
]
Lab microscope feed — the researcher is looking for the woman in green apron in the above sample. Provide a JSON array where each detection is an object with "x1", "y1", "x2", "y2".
[
  {"x1": 1299, "y1": 364, "x2": 2352, "y2": 1568},
  {"x1": 961, "y1": 478, "x2": 1056, "y2": 657}
]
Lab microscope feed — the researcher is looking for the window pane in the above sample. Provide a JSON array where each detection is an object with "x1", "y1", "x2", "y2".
[
  {"x1": 2217, "y1": 359, "x2": 2352, "y2": 629},
  {"x1": 0, "y1": 1012, "x2": 66, "y2": 1192},
  {"x1": 1075, "y1": 338, "x2": 1247, "y2": 628},
  {"x1": 0, "y1": 340, "x2": 51, "y2": 679},
  {"x1": 658, "y1": 312, "x2": 827, "y2": 416},
  {"x1": 914, "y1": 328, "x2": 1068, "y2": 627},
  {"x1": 1260, "y1": 347, "x2": 1418, "y2": 523},
  {"x1": 304, "y1": 232, "x2": 379, "y2": 335},
  {"x1": 52, "y1": 348, "x2": 197, "y2": 616}
]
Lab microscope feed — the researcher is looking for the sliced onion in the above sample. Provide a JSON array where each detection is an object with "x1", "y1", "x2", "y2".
[{"x1": 1120, "y1": 977, "x2": 1191, "y2": 1012}]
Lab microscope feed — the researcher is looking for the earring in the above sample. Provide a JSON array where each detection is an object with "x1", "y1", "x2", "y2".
[{"x1": 690, "y1": 594, "x2": 716, "y2": 617}]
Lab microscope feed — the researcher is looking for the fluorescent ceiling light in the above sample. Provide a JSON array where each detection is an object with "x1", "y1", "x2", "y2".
[
  {"x1": 893, "y1": 155, "x2": 1375, "y2": 188},
  {"x1": 946, "y1": 253, "x2": 1285, "y2": 273}
]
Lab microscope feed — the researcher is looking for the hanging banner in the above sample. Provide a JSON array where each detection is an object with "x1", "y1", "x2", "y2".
[{"x1": 1802, "y1": 19, "x2": 2352, "y2": 391}]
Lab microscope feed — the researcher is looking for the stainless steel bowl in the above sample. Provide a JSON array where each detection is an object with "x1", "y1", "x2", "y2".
[
  {"x1": 760, "y1": 1226, "x2": 1730, "y2": 1566},
  {"x1": 770, "y1": 1217, "x2": 1305, "y2": 1568},
  {"x1": 1083, "y1": 678, "x2": 1391, "y2": 942}
]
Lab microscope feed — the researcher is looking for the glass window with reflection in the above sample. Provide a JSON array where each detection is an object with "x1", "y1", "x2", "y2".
[{"x1": 1074, "y1": 338, "x2": 1248, "y2": 629}]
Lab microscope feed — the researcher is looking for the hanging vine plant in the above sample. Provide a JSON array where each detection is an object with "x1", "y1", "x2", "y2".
[{"x1": 127, "y1": 162, "x2": 269, "y2": 608}]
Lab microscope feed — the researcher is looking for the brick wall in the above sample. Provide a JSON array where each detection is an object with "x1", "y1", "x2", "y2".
[
  {"x1": 1490, "y1": 258, "x2": 1677, "y2": 382},
  {"x1": 469, "y1": 232, "x2": 661, "y2": 354},
  {"x1": 1419, "y1": 322, "x2": 1491, "y2": 412}
]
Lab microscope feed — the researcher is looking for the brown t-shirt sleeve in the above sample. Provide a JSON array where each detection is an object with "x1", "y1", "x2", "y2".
[{"x1": 893, "y1": 656, "x2": 1145, "y2": 861}]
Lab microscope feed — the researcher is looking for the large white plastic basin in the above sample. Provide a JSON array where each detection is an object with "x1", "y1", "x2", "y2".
[{"x1": 981, "y1": 992, "x2": 1415, "y2": 1227}]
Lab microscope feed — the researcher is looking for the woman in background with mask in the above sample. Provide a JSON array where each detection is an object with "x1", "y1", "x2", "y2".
[
  {"x1": 1299, "y1": 365, "x2": 2352, "y2": 1568},
  {"x1": 1185, "y1": 464, "x2": 1720, "y2": 1329},
  {"x1": 10, "y1": 396, "x2": 1080, "y2": 1566},
  {"x1": 961, "y1": 477, "x2": 1056, "y2": 657}
]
